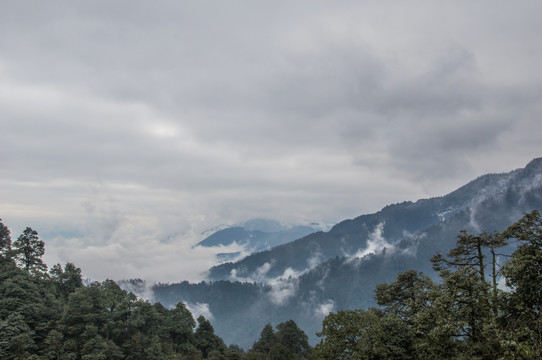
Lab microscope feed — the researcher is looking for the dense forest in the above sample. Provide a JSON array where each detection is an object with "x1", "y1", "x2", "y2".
[
  {"x1": 1, "y1": 210, "x2": 541, "y2": 359},
  {"x1": 0, "y1": 220, "x2": 311, "y2": 359}
]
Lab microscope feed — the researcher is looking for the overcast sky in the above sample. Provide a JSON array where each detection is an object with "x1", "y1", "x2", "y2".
[{"x1": 1, "y1": 1, "x2": 541, "y2": 282}]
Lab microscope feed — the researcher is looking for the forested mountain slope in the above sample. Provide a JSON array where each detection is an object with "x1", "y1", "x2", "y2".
[
  {"x1": 207, "y1": 158, "x2": 542, "y2": 281},
  {"x1": 153, "y1": 158, "x2": 542, "y2": 347}
]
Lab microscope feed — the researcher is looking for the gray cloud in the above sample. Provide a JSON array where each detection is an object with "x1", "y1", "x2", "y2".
[{"x1": 1, "y1": 1, "x2": 541, "y2": 281}]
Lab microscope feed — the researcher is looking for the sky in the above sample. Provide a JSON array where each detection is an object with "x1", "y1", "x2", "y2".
[{"x1": 1, "y1": 1, "x2": 541, "y2": 283}]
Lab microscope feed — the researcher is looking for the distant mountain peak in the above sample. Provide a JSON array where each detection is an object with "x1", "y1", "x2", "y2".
[
  {"x1": 196, "y1": 220, "x2": 319, "y2": 261},
  {"x1": 526, "y1": 156, "x2": 542, "y2": 167},
  {"x1": 240, "y1": 218, "x2": 286, "y2": 232}
]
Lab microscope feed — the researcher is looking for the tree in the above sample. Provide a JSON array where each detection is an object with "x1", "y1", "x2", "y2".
[
  {"x1": 194, "y1": 315, "x2": 226, "y2": 358},
  {"x1": 500, "y1": 210, "x2": 542, "y2": 358},
  {"x1": 313, "y1": 308, "x2": 414, "y2": 360},
  {"x1": 143, "y1": 335, "x2": 165, "y2": 360},
  {"x1": 0, "y1": 219, "x2": 12, "y2": 262},
  {"x1": 249, "y1": 322, "x2": 311, "y2": 359},
  {"x1": 251, "y1": 323, "x2": 276, "y2": 355},
  {"x1": 268, "y1": 343, "x2": 294, "y2": 360},
  {"x1": 502, "y1": 210, "x2": 542, "y2": 311},
  {"x1": 80, "y1": 324, "x2": 123, "y2": 360},
  {"x1": 0, "y1": 312, "x2": 37, "y2": 360},
  {"x1": 12, "y1": 227, "x2": 47, "y2": 274},
  {"x1": 166, "y1": 302, "x2": 196, "y2": 353},
  {"x1": 429, "y1": 230, "x2": 504, "y2": 357},
  {"x1": 50, "y1": 262, "x2": 83, "y2": 299},
  {"x1": 375, "y1": 270, "x2": 435, "y2": 326},
  {"x1": 60, "y1": 285, "x2": 106, "y2": 348},
  {"x1": 275, "y1": 320, "x2": 311, "y2": 357},
  {"x1": 43, "y1": 329, "x2": 64, "y2": 360},
  {"x1": 0, "y1": 253, "x2": 59, "y2": 359},
  {"x1": 100, "y1": 279, "x2": 136, "y2": 345}
]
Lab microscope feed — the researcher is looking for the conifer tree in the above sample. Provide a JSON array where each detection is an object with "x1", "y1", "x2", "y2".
[
  {"x1": 13, "y1": 227, "x2": 47, "y2": 274},
  {"x1": 0, "y1": 219, "x2": 11, "y2": 262}
]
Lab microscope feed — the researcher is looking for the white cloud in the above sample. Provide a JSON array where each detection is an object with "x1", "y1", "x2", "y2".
[
  {"x1": 118, "y1": 279, "x2": 155, "y2": 303},
  {"x1": 267, "y1": 268, "x2": 302, "y2": 306},
  {"x1": 349, "y1": 222, "x2": 395, "y2": 260},
  {"x1": 229, "y1": 262, "x2": 302, "y2": 306},
  {"x1": 315, "y1": 300, "x2": 335, "y2": 317},
  {"x1": 307, "y1": 250, "x2": 323, "y2": 269},
  {"x1": 186, "y1": 302, "x2": 214, "y2": 321}
]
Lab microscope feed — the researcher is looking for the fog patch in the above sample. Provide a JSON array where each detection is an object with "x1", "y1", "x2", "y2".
[
  {"x1": 267, "y1": 268, "x2": 302, "y2": 305},
  {"x1": 256, "y1": 262, "x2": 273, "y2": 279},
  {"x1": 43, "y1": 209, "x2": 252, "y2": 284},
  {"x1": 186, "y1": 302, "x2": 214, "y2": 321},
  {"x1": 316, "y1": 265, "x2": 330, "y2": 289},
  {"x1": 229, "y1": 261, "x2": 276, "y2": 283},
  {"x1": 399, "y1": 231, "x2": 426, "y2": 256},
  {"x1": 468, "y1": 207, "x2": 482, "y2": 233},
  {"x1": 315, "y1": 300, "x2": 335, "y2": 317},
  {"x1": 307, "y1": 249, "x2": 323, "y2": 269},
  {"x1": 348, "y1": 222, "x2": 396, "y2": 261},
  {"x1": 118, "y1": 279, "x2": 155, "y2": 302},
  {"x1": 229, "y1": 262, "x2": 302, "y2": 305}
]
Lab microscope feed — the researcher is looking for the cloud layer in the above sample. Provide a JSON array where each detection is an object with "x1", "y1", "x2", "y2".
[{"x1": 1, "y1": 1, "x2": 541, "y2": 282}]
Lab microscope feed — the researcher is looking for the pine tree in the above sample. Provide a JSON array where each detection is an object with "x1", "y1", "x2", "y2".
[
  {"x1": 13, "y1": 227, "x2": 47, "y2": 274},
  {"x1": 0, "y1": 219, "x2": 12, "y2": 262}
]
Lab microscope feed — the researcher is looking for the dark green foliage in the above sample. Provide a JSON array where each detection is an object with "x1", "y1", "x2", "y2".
[
  {"x1": 313, "y1": 308, "x2": 414, "y2": 360},
  {"x1": 251, "y1": 324, "x2": 276, "y2": 354},
  {"x1": 12, "y1": 227, "x2": 47, "y2": 275},
  {"x1": 247, "y1": 320, "x2": 311, "y2": 359},
  {"x1": 0, "y1": 219, "x2": 11, "y2": 262},
  {"x1": 195, "y1": 315, "x2": 226, "y2": 358},
  {"x1": 50, "y1": 262, "x2": 84, "y2": 299},
  {"x1": 275, "y1": 320, "x2": 311, "y2": 357},
  {"x1": 0, "y1": 312, "x2": 37, "y2": 359},
  {"x1": 499, "y1": 210, "x2": 542, "y2": 358},
  {"x1": 375, "y1": 269, "x2": 435, "y2": 326}
]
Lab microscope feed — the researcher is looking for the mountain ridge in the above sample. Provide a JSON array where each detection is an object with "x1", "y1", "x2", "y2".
[
  {"x1": 206, "y1": 158, "x2": 541, "y2": 281},
  {"x1": 151, "y1": 157, "x2": 542, "y2": 348},
  {"x1": 196, "y1": 223, "x2": 319, "y2": 263}
]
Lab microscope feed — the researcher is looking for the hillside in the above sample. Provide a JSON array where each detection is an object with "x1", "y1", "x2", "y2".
[
  {"x1": 196, "y1": 220, "x2": 318, "y2": 261},
  {"x1": 207, "y1": 158, "x2": 541, "y2": 281},
  {"x1": 152, "y1": 158, "x2": 542, "y2": 348}
]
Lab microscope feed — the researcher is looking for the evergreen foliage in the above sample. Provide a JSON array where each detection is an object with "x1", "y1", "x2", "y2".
[
  {"x1": 247, "y1": 320, "x2": 311, "y2": 359},
  {"x1": 0, "y1": 219, "x2": 11, "y2": 261},
  {"x1": 0, "y1": 219, "x2": 311, "y2": 359},
  {"x1": 13, "y1": 227, "x2": 47, "y2": 275}
]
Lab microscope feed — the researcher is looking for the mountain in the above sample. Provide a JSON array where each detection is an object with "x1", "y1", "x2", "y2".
[
  {"x1": 207, "y1": 159, "x2": 542, "y2": 281},
  {"x1": 152, "y1": 158, "x2": 542, "y2": 348},
  {"x1": 196, "y1": 219, "x2": 319, "y2": 260}
]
